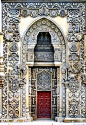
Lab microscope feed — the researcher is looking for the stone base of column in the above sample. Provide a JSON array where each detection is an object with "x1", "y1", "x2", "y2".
[
  {"x1": 0, "y1": 117, "x2": 33, "y2": 122},
  {"x1": 55, "y1": 117, "x2": 64, "y2": 122}
]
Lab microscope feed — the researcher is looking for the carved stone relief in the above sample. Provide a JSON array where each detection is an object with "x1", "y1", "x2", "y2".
[
  {"x1": 37, "y1": 70, "x2": 51, "y2": 91},
  {"x1": 23, "y1": 18, "x2": 65, "y2": 64},
  {"x1": 1, "y1": 2, "x2": 85, "y2": 120},
  {"x1": 69, "y1": 77, "x2": 79, "y2": 93}
]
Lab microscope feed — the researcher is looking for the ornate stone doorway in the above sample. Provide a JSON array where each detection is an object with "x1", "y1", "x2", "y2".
[
  {"x1": 31, "y1": 67, "x2": 57, "y2": 120},
  {"x1": 26, "y1": 18, "x2": 66, "y2": 120},
  {"x1": 1, "y1": 1, "x2": 85, "y2": 122}
]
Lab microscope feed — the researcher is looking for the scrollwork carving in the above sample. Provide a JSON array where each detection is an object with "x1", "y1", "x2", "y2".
[{"x1": 69, "y1": 99, "x2": 79, "y2": 118}]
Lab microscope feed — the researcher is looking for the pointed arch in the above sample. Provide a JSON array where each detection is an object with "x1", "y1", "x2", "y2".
[{"x1": 22, "y1": 17, "x2": 66, "y2": 65}]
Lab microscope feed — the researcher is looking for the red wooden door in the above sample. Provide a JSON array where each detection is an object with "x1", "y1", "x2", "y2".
[{"x1": 37, "y1": 91, "x2": 51, "y2": 118}]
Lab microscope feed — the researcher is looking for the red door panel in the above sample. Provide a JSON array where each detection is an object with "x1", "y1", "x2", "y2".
[{"x1": 37, "y1": 91, "x2": 51, "y2": 118}]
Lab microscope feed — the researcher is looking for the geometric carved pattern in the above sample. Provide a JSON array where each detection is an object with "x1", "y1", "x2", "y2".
[
  {"x1": 37, "y1": 70, "x2": 51, "y2": 91},
  {"x1": 35, "y1": 52, "x2": 54, "y2": 62}
]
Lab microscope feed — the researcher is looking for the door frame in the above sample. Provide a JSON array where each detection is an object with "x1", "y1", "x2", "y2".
[{"x1": 30, "y1": 66, "x2": 59, "y2": 120}]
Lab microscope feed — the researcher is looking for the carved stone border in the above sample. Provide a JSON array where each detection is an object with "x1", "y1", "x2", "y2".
[{"x1": 1, "y1": 2, "x2": 85, "y2": 119}]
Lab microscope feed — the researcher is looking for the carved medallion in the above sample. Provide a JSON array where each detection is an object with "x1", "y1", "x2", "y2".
[
  {"x1": 69, "y1": 43, "x2": 78, "y2": 52},
  {"x1": 69, "y1": 77, "x2": 79, "y2": 92},
  {"x1": 9, "y1": 43, "x2": 18, "y2": 52}
]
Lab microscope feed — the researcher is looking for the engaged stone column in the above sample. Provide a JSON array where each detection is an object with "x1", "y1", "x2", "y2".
[
  {"x1": 26, "y1": 65, "x2": 30, "y2": 118},
  {"x1": 65, "y1": 82, "x2": 69, "y2": 118},
  {"x1": 19, "y1": 84, "x2": 23, "y2": 117},
  {"x1": 0, "y1": 80, "x2": 3, "y2": 118},
  {"x1": 19, "y1": 83, "x2": 24, "y2": 117}
]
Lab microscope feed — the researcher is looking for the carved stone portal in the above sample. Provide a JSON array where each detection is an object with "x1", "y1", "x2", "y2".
[{"x1": 1, "y1": 1, "x2": 85, "y2": 122}]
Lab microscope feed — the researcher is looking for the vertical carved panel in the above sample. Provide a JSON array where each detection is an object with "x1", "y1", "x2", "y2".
[
  {"x1": 67, "y1": 3, "x2": 85, "y2": 118},
  {"x1": 22, "y1": 86, "x2": 26, "y2": 117},
  {"x1": 68, "y1": 77, "x2": 80, "y2": 118},
  {"x1": 28, "y1": 67, "x2": 32, "y2": 117},
  {"x1": 81, "y1": 83, "x2": 86, "y2": 118},
  {"x1": 52, "y1": 68, "x2": 57, "y2": 118},
  {"x1": 2, "y1": 3, "x2": 20, "y2": 118},
  {"x1": 62, "y1": 84, "x2": 66, "y2": 117},
  {"x1": 31, "y1": 68, "x2": 37, "y2": 117},
  {"x1": 2, "y1": 3, "x2": 8, "y2": 118},
  {"x1": 57, "y1": 67, "x2": 60, "y2": 117},
  {"x1": 8, "y1": 76, "x2": 19, "y2": 118}
]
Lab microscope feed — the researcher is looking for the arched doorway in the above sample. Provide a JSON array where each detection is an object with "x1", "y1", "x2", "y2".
[
  {"x1": 31, "y1": 32, "x2": 57, "y2": 119},
  {"x1": 23, "y1": 17, "x2": 66, "y2": 120}
]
